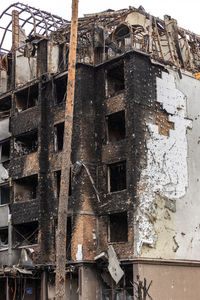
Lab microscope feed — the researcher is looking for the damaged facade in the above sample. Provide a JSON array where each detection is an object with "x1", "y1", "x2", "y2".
[{"x1": 0, "y1": 2, "x2": 200, "y2": 299}]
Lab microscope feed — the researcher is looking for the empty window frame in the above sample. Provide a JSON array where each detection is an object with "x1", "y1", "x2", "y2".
[
  {"x1": 14, "y1": 130, "x2": 38, "y2": 156},
  {"x1": 106, "y1": 63, "x2": 125, "y2": 98},
  {"x1": 0, "y1": 139, "x2": 10, "y2": 162},
  {"x1": 54, "y1": 76, "x2": 67, "y2": 104},
  {"x1": 13, "y1": 221, "x2": 38, "y2": 247},
  {"x1": 0, "y1": 96, "x2": 11, "y2": 119},
  {"x1": 106, "y1": 110, "x2": 125, "y2": 142},
  {"x1": 54, "y1": 123, "x2": 64, "y2": 152},
  {"x1": 54, "y1": 169, "x2": 72, "y2": 198},
  {"x1": 0, "y1": 184, "x2": 10, "y2": 205},
  {"x1": 14, "y1": 175, "x2": 38, "y2": 202},
  {"x1": 108, "y1": 161, "x2": 126, "y2": 193},
  {"x1": 0, "y1": 228, "x2": 8, "y2": 249},
  {"x1": 108, "y1": 212, "x2": 128, "y2": 243},
  {"x1": 15, "y1": 84, "x2": 38, "y2": 112}
]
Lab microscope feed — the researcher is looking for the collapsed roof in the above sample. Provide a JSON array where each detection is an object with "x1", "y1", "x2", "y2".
[{"x1": 1, "y1": 3, "x2": 200, "y2": 72}]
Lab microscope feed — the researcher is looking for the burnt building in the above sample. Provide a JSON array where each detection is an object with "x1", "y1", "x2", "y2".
[{"x1": 0, "y1": 3, "x2": 200, "y2": 299}]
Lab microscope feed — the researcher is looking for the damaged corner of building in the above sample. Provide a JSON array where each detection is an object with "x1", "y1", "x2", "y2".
[{"x1": 0, "y1": 2, "x2": 200, "y2": 300}]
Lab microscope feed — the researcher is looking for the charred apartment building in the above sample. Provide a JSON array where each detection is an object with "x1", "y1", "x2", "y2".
[{"x1": 0, "y1": 3, "x2": 200, "y2": 300}]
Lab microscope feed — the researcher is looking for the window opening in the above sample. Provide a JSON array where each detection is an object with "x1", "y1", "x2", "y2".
[
  {"x1": 13, "y1": 221, "x2": 38, "y2": 247},
  {"x1": 0, "y1": 139, "x2": 10, "y2": 162},
  {"x1": 106, "y1": 63, "x2": 125, "y2": 98},
  {"x1": 0, "y1": 96, "x2": 11, "y2": 119},
  {"x1": 54, "y1": 76, "x2": 67, "y2": 104},
  {"x1": 0, "y1": 228, "x2": 8, "y2": 249},
  {"x1": 15, "y1": 84, "x2": 38, "y2": 112},
  {"x1": 14, "y1": 130, "x2": 38, "y2": 156},
  {"x1": 108, "y1": 161, "x2": 126, "y2": 192},
  {"x1": 109, "y1": 212, "x2": 128, "y2": 243},
  {"x1": 14, "y1": 175, "x2": 38, "y2": 202},
  {"x1": 54, "y1": 123, "x2": 64, "y2": 152},
  {"x1": 106, "y1": 110, "x2": 125, "y2": 142},
  {"x1": 0, "y1": 184, "x2": 10, "y2": 205}
]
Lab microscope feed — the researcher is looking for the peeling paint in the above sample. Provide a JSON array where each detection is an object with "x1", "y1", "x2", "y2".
[{"x1": 136, "y1": 71, "x2": 192, "y2": 254}]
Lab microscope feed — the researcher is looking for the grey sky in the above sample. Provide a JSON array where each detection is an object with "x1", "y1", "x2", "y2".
[{"x1": 1, "y1": 0, "x2": 200, "y2": 34}]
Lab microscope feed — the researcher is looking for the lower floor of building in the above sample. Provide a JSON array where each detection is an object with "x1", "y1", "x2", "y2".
[{"x1": 1, "y1": 259, "x2": 200, "y2": 299}]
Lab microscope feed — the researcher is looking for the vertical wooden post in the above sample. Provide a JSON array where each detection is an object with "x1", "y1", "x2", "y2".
[
  {"x1": 12, "y1": 10, "x2": 19, "y2": 51},
  {"x1": 55, "y1": 0, "x2": 79, "y2": 299}
]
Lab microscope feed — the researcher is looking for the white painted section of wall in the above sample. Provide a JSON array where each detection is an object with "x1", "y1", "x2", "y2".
[
  {"x1": 0, "y1": 70, "x2": 7, "y2": 94},
  {"x1": 137, "y1": 71, "x2": 192, "y2": 256},
  {"x1": 0, "y1": 118, "x2": 9, "y2": 141},
  {"x1": 48, "y1": 42, "x2": 59, "y2": 74},
  {"x1": 15, "y1": 51, "x2": 37, "y2": 86},
  {"x1": 172, "y1": 71, "x2": 200, "y2": 260},
  {"x1": 76, "y1": 244, "x2": 83, "y2": 261},
  {"x1": 0, "y1": 204, "x2": 9, "y2": 228}
]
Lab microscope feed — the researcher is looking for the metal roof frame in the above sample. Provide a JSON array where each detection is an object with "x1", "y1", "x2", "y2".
[{"x1": 0, "y1": 2, "x2": 68, "y2": 52}]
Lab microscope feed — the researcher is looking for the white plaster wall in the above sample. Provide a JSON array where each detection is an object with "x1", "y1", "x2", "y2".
[
  {"x1": 0, "y1": 118, "x2": 9, "y2": 141},
  {"x1": 136, "y1": 70, "x2": 200, "y2": 260},
  {"x1": 48, "y1": 42, "x2": 59, "y2": 74},
  {"x1": 15, "y1": 51, "x2": 37, "y2": 86}
]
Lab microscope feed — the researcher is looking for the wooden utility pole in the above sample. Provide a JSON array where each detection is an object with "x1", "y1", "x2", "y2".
[{"x1": 55, "y1": 0, "x2": 79, "y2": 299}]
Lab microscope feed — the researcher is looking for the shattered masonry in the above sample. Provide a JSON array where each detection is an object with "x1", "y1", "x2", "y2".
[{"x1": 0, "y1": 2, "x2": 200, "y2": 299}]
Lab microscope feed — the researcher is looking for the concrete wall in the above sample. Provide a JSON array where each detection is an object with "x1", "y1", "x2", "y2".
[
  {"x1": 134, "y1": 261, "x2": 200, "y2": 300},
  {"x1": 0, "y1": 204, "x2": 9, "y2": 227}
]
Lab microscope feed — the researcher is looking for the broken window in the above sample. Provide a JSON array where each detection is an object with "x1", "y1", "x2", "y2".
[
  {"x1": 106, "y1": 63, "x2": 125, "y2": 98},
  {"x1": 0, "y1": 228, "x2": 8, "y2": 249},
  {"x1": 14, "y1": 130, "x2": 38, "y2": 156},
  {"x1": 15, "y1": 84, "x2": 38, "y2": 112},
  {"x1": 108, "y1": 212, "x2": 128, "y2": 243},
  {"x1": 0, "y1": 139, "x2": 10, "y2": 162},
  {"x1": 108, "y1": 161, "x2": 126, "y2": 193},
  {"x1": 0, "y1": 184, "x2": 10, "y2": 205},
  {"x1": 54, "y1": 122, "x2": 64, "y2": 152},
  {"x1": 54, "y1": 76, "x2": 67, "y2": 104},
  {"x1": 113, "y1": 24, "x2": 132, "y2": 52},
  {"x1": 106, "y1": 110, "x2": 125, "y2": 142},
  {"x1": 14, "y1": 175, "x2": 38, "y2": 202},
  {"x1": 13, "y1": 221, "x2": 38, "y2": 247},
  {"x1": 55, "y1": 169, "x2": 72, "y2": 198},
  {"x1": 0, "y1": 96, "x2": 11, "y2": 119}
]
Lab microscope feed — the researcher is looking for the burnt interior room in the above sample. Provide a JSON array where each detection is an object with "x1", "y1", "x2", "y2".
[
  {"x1": 106, "y1": 110, "x2": 126, "y2": 142},
  {"x1": 0, "y1": 184, "x2": 10, "y2": 205},
  {"x1": 14, "y1": 175, "x2": 38, "y2": 202},
  {"x1": 13, "y1": 221, "x2": 38, "y2": 247},
  {"x1": 54, "y1": 75, "x2": 67, "y2": 104},
  {"x1": 54, "y1": 122, "x2": 64, "y2": 151},
  {"x1": 109, "y1": 212, "x2": 128, "y2": 242},
  {"x1": 14, "y1": 130, "x2": 38, "y2": 156},
  {"x1": 106, "y1": 62, "x2": 125, "y2": 97},
  {"x1": 0, "y1": 228, "x2": 8, "y2": 248},
  {"x1": 0, "y1": 139, "x2": 10, "y2": 162},
  {"x1": 108, "y1": 161, "x2": 126, "y2": 192},
  {"x1": 15, "y1": 84, "x2": 38, "y2": 112},
  {"x1": 0, "y1": 96, "x2": 11, "y2": 118}
]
